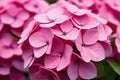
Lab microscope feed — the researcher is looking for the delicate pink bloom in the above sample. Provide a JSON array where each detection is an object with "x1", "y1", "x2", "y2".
[
  {"x1": 52, "y1": 20, "x2": 79, "y2": 40},
  {"x1": 71, "y1": 12, "x2": 106, "y2": 29},
  {"x1": 75, "y1": 29, "x2": 105, "y2": 62},
  {"x1": 68, "y1": 0, "x2": 94, "y2": 8},
  {"x1": 67, "y1": 53, "x2": 97, "y2": 80},
  {"x1": 34, "y1": 7, "x2": 68, "y2": 27},
  {"x1": 44, "y1": 37, "x2": 72, "y2": 71},
  {"x1": 105, "y1": 0, "x2": 120, "y2": 12},
  {"x1": 10, "y1": 70, "x2": 25, "y2": 80},
  {"x1": 1, "y1": 4, "x2": 30, "y2": 28},
  {"x1": 29, "y1": 64, "x2": 60, "y2": 80},
  {"x1": 29, "y1": 28, "x2": 54, "y2": 58},
  {"x1": 24, "y1": 0, "x2": 48, "y2": 13}
]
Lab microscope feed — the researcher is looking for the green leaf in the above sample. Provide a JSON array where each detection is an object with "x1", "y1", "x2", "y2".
[
  {"x1": 107, "y1": 60, "x2": 120, "y2": 75},
  {"x1": 94, "y1": 62, "x2": 105, "y2": 78}
]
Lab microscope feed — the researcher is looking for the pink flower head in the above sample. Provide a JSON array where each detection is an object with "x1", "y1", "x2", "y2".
[
  {"x1": 105, "y1": 0, "x2": 120, "y2": 12},
  {"x1": 44, "y1": 37, "x2": 72, "y2": 71},
  {"x1": 72, "y1": 12, "x2": 107, "y2": 29},
  {"x1": 1, "y1": 4, "x2": 30, "y2": 28},
  {"x1": 52, "y1": 20, "x2": 79, "y2": 40},
  {"x1": 68, "y1": 0, "x2": 94, "y2": 8},
  {"x1": 34, "y1": 7, "x2": 68, "y2": 27},
  {"x1": 75, "y1": 29, "x2": 105, "y2": 62},
  {"x1": 67, "y1": 53, "x2": 97, "y2": 80},
  {"x1": 24, "y1": 0, "x2": 48, "y2": 13},
  {"x1": 29, "y1": 28, "x2": 54, "y2": 58},
  {"x1": 29, "y1": 64, "x2": 60, "y2": 80}
]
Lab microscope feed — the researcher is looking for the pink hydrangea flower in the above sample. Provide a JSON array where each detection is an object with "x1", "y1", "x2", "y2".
[
  {"x1": 71, "y1": 12, "x2": 107, "y2": 29},
  {"x1": 67, "y1": 53, "x2": 97, "y2": 80},
  {"x1": 1, "y1": 4, "x2": 30, "y2": 28},
  {"x1": 29, "y1": 28, "x2": 54, "y2": 58},
  {"x1": 34, "y1": 7, "x2": 68, "y2": 27},
  {"x1": 44, "y1": 37, "x2": 72, "y2": 71},
  {"x1": 75, "y1": 29, "x2": 105, "y2": 62},
  {"x1": 51, "y1": 20, "x2": 79, "y2": 40}
]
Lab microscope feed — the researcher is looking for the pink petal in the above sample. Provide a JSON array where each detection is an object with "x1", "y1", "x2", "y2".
[
  {"x1": 83, "y1": 29, "x2": 98, "y2": 45},
  {"x1": 0, "y1": 48, "x2": 14, "y2": 59},
  {"x1": 40, "y1": 22, "x2": 56, "y2": 28},
  {"x1": 57, "y1": 45, "x2": 72, "y2": 71},
  {"x1": 55, "y1": 15, "x2": 68, "y2": 24},
  {"x1": 11, "y1": 19, "x2": 24, "y2": 28},
  {"x1": 44, "y1": 55, "x2": 60, "y2": 69},
  {"x1": 1, "y1": 13, "x2": 14, "y2": 24},
  {"x1": 67, "y1": 63, "x2": 79, "y2": 80},
  {"x1": 66, "y1": 28, "x2": 79, "y2": 40},
  {"x1": 46, "y1": 8, "x2": 63, "y2": 20},
  {"x1": 0, "y1": 64, "x2": 10, "y2": 75},
  {"x1": 29, "y1": 32, "x2": 46, "y2": 48},
  {"x1": 60, "y1": 20, "x2": 73, "y2": 33},
  {"x1": 34, "y1": 14, "x2": 50, "y2": 23},
  {"x1": 18, "y1": 10, "x2": 30, "y2": 21},
  {"x1": 75, "y1": 31, "x2": 83, "y2": 51},
  {"x1": 80, "y1": 47, "x2": 92, "y2": 62},
  {"x1": 72, "y1": 15, "x2": 100, "y2": 29},
  {"x1": 22, "y1": 45, "x2": 35, "y2": 68},
  {"x1": 34, "y1": 46, "x2": 48, "y2": 58},
  {"x1": 51, "y1": 37, "x2": 64, "y2": 55},
  {"x1": 79, "y1": 62, "x2": 97, "y2": 79},
  {"x1": 101, "y1": 42, "x2": 112, "y2": 57},
  {"x1": 88, "y1": 43, "x2": 105, "y2": 62},
  {"x1": 1, "y1": 32, "x2": 13, "y2": 46},
  {"x1": 98, "y1": 24, "x2": 112, "y2": 41}
]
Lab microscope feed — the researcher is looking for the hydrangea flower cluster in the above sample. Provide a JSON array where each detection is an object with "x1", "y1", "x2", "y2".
[{"x1": 0, "y1": 0, "x2": 120, "y2": 80}]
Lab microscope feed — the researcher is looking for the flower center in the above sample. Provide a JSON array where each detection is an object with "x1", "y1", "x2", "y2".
[
  {"x1": 46, "y1": 41, "x2": 49, "y2": 45},
  {"x1": 63, "y1": 31, "x2": 67, "y2": 35},
  {"x1": 81, "y1": 43, "x2": 86, "y2": 47}
]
